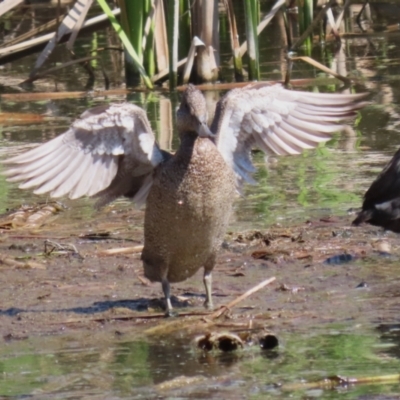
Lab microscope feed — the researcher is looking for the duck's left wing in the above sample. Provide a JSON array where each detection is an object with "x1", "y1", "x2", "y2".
[
  {"x1": 212, "y1": 83, "x2": 368, "y2": 186},
  {"x1": 3, "y1": 103, "x2": 169, "y2": 208}
]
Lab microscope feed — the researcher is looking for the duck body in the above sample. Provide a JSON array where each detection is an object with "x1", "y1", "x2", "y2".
[{"x1": 142, "y1": 134, "x2": 236, "y2": 309}]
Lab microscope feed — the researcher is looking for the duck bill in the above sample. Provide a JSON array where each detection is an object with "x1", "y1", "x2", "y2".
[{"x1": 197, "y1": 122, "x2": 215, "y2": 138}]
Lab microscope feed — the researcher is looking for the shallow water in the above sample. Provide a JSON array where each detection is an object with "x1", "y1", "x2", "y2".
[
  {"x1": 1, "y1": 326, "x2": 399, "y2": 399},
  {"x1": 1, "y1": 1, "x2": 400, "y2": 399}
]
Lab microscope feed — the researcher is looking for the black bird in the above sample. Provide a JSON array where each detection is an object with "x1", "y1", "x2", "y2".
[{"x1": 353, "y1": 148, "x2": 400, "y2": 232}]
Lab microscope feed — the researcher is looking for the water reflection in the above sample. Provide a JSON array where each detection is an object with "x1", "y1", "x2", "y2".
[
  {"x1": 1, "y1": 326, "x2": 400, "y2": 398},
  {"x1": 0, "y1": 333, "x2": 243, "y2": 398}
]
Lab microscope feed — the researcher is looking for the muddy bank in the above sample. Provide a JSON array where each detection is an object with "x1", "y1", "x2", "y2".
[{"x1": 0, "y1": 201, "x2": 398, "y2": 341}]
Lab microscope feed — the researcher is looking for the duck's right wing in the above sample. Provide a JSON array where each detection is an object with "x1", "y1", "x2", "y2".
[
  {"x1": 211, "y1": 83, "x2": 368, "y2": 187},
  {"x1": 3, "y1": 103, "x2": 169, "y2": 208}
]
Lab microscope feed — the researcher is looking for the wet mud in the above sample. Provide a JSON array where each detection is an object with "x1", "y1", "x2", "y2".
[{"x1": 0, "y1": 200, "x2": 398, "y2": 341}]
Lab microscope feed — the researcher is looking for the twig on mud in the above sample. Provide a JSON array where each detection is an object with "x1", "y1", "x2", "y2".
[
  {"x1": 98, "y1": 245, "x2": 144, "y2": 256},
  {"x1": 137, "y1": 275, "x2": 151, "y2": 286},
  {"x1": 44, "y1": 239, "x2": 82, "y2": 258},
  {"x1": 6, "y1": 235, "x2": 69, "y2": 240},
  {"x1": 0, "y1": 253, "x2": 46, "y2": 269},
  {"x1": 282, "y1": 373, "x2": 400, "y2": 392},
  {"x1": 210, "y1": 276, "x2": 276, "y2": 319}
]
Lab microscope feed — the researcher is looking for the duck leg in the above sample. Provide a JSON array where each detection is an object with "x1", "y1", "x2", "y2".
[
  {"x1": 161, "y1": 277, "x2": 174, "y2": 317},
  {"x1": 203, "y1": 254, "x2": 216, "y2": 310},
  {"x1": 203, "y1": 271, "x2": 213, "y2": 309}
]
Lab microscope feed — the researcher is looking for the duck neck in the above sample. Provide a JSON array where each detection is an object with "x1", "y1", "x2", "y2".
[
  {"x1": 178, "y1": 130, "x2": 197, "y2": 142},
  {"x1": 178, "y1": 130, "x2": 199, "y2": 149},
  {"x1": 175, "y1": 131, "x2": 198, "y2": 160}
]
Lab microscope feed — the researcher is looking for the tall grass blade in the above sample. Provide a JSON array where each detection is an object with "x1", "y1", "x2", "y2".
[
  {"x1": 179, "y1": 0, "x2": 191, "y2": 61},
  {"x1": 298, "y1": 0, "x2": 313, "y2": 51},
  {"x1": 224, "y1": 0, "x2": 243, "y2": 81},
  {"x1": 97, "y1": 0, "x2": 153, "y2": 89},
  {"x1": 143, "y1": 0, "x2": 156, "y2": 78},
  {"x1": 167, "y1": 0, "x2": 179, "y2": 88},
  {"x1": 117, "y1": 0, "x2": 143, "y2": 85},
  {"x1": 291, "y1": 0, "x2": 336, "y2": 51},
  {"x1": 243, "y1": 0, "x2": 260, "y2": 80},
  {"x1": 239, "y1": 0, "x2": 286, "y2": 57}
]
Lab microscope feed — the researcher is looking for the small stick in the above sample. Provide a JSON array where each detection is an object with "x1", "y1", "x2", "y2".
[
  {"x1": 98, "y1": 245, "x2": 144, "y2": 256},
  {"x1": 289, "y1": 56, "x2": 350, "y2": 85},
  {"x1": 211, "y1": 276, "x2": 276, "y2": 319},
  {"x1": 282, "y1": 373, "x2": 400, "y2": 392}
]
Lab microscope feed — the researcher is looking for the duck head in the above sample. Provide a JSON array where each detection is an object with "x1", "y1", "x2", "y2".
[{"x1": 176, "y1": 84, "x2": 214, "y2": 139}]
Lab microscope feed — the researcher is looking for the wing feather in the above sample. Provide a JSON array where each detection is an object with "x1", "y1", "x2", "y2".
[
  {"x1": 279, "y1": 120, "x2": 330, "y2": 143},
  {"x1": 261, "y1": 131, "x2": 287, "y2": 156},
  {"x1": 88, "y1": 155, "x2": 119, "y2": 197},
  {"x1": 213, "y1": 83, "x2": 367, "y2": 186},
  {"x1": 68, "y1": 155, "x2": 110, "y2": 199},
  {"x1": 5, "y1": 145, "x2": 72, "y2": 182},
  {"x1": 20, "y1": 149, "x2": 80, "y2": 190},
  {"x1": 5, "y1": 134, "x2": 65, "y2": 164},
  {"x1": 4, "y1": 103, "x2": 168, "y2": 206},
  {"x1": 290, "y1": 109, "x2": 351, "y2": 123},
  {"x1": 286, "y1": 114, "x2": 345, "y2": 133},
  {"x1": 273, "y1": 125, "x2": 314, "y2": 150}
]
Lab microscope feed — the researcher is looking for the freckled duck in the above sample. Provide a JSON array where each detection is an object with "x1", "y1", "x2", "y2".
[
  {"x1": 4, "y1": 83, "x2": 367, "y2": 315},
  {"x1": 353, "y1": 148, "x2": 400, "y2": 232}
]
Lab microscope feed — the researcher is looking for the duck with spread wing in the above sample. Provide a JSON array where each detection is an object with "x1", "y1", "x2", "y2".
[{"x1": 4, "y1": 83, "x2": 367, "y2": 315}]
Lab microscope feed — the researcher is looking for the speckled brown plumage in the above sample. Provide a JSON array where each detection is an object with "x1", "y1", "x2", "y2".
[{"x1": 142, "y1": 134, "x2": 236, "y2": 310}]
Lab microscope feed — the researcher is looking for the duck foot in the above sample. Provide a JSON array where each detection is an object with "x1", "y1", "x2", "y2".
[
  {"x1": 162, "y1": 278, "x2": 177, "y2": 317},
  {"x1": 164, "y1": 309, "x2": 178, "y2": 318}
]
